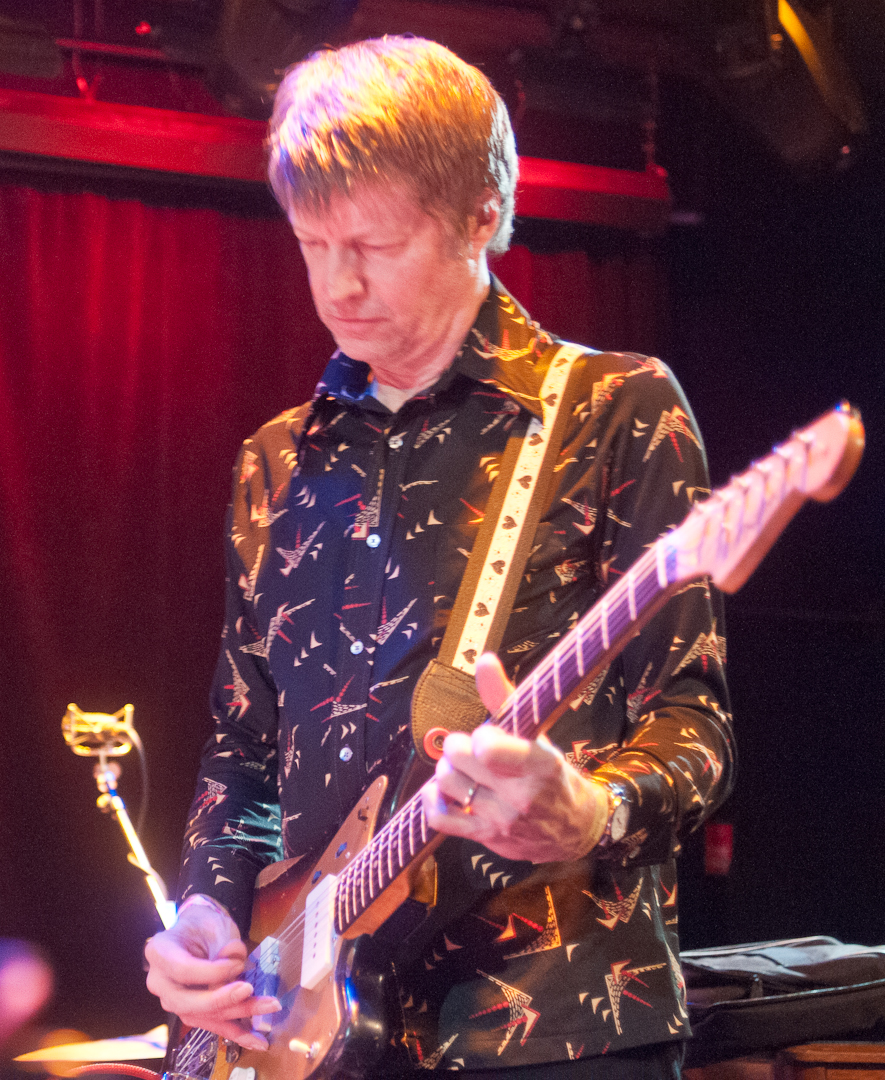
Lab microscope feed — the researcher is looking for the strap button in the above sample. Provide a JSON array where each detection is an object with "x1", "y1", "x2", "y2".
[{"x1": 423, "y1": 727, "x2": 449, "y2": 761}]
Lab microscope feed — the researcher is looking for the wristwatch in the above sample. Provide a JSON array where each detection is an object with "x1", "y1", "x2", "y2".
[{"x1": 598, "y1": 782, "x2": 631, "y2": 848}]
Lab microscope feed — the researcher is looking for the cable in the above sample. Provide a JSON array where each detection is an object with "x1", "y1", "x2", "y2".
[{"x1": 70, "y1": 1065, "x2": 161, "y2": 1080}]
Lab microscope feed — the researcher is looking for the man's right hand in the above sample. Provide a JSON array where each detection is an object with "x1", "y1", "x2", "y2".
[{"x1": 144, "y1": 896, "x2": 280, "y2": 1051}]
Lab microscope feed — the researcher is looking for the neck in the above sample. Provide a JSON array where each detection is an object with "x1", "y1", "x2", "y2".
[{"x1": 371, "y1": 263, "x2": 491, "y2": 414}]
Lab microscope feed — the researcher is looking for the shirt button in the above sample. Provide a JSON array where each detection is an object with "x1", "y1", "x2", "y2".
[
  {"x1": 366, "y1": 533, "x2": 381, "y2": 548},
  {"x1": 387, "y1": 435, "x2": 403, "y2": 449},
  {"x1": 339, "y1": 746, "x2": 353, "y2": 763},
  {"x1": 350, "y1": 641, "x2": 364, "y2": 655}
]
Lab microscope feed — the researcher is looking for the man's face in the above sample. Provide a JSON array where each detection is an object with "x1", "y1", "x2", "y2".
[{"x1": 289, "y1": 185, "x2": 487, "y2": 391}]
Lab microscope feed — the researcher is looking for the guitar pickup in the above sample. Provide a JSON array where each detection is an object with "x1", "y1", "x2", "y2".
[{"x1": 301, "y1": 872, "x2": 338, "y2": 990}]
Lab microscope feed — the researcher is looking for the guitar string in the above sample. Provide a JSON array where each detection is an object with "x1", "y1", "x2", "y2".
[
  {"x1": 327, "y1": 543, "x2": 670, "y2": 933},
  {"x1": 330, "y1": 523, "x2": 693, "y2": 929},
  {"x1": 316, "y1": 490, "x2": 726, "y2": 933},
  {"x1": 174, "y1": 1026, "x2": 218, "y2": 1073},
  {"x1": 329, "y1": 542, "x2": 671, "y2": 928}
]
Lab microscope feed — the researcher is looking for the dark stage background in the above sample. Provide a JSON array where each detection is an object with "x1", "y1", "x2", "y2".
[{"x1": 0, "y1": 98, "x2": 883, "y2": 1054}]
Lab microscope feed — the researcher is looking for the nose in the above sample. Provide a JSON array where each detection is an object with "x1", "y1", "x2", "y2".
[{"x1": 325, "y1": 245, "x2": 364, "y2": 305}]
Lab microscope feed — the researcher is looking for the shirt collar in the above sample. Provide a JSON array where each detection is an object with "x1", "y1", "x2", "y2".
[
  {"x1": 314, "y1": 351, "x2": 377, "y2": 407},
  {"x1": 314, "y1": 276, "x2": 553, "y2": 419},
  {"x1": 451, "y1": 276, "x2": 553, "y2": 418}
]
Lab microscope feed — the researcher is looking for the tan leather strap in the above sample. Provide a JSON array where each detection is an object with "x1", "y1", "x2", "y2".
[{"x1": 411, "y1": 342, "x2": 589, "y2": 763}]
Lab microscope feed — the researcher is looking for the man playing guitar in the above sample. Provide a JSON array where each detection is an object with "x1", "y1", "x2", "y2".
[{"x1": 145, "y1": 36, "x2": 734, "y2": 1080}]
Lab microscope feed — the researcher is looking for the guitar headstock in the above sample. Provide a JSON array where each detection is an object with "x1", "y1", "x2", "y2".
[{"x1": 670, "y1": 403, "x2": 865, "y2": 594}]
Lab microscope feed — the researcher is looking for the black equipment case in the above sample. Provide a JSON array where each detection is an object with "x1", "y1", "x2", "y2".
[{"x1": 682, "y1": 936, "x2": 885, "y2": 1067}]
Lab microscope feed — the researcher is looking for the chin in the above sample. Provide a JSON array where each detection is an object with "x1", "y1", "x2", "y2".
[
  {"x1": 333, "y1": 334, "x2": 390, "y2": 367},
  {"x1": 339, "y1": 345, "x2": 383, "y2": 368}
]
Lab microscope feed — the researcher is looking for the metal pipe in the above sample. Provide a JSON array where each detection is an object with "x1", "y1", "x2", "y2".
[{"x1": 55, "y1": 37, "x2": 193, "y2": 64}]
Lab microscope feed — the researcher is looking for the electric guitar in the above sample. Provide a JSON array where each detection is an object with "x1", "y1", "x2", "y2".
[{"x1": 163, "y1": 403, "x2": 864, "y2": 1080}]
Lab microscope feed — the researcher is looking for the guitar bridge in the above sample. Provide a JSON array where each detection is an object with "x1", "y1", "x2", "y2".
[{"x1": 163, "y1": 1026, "x2": 218, "y2": 1080}]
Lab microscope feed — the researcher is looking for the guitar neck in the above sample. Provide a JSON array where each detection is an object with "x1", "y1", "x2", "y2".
[
  {"x1": 334, "y1": 543, "x2": 676, "y2": 937},
  {"x1": 493, "y1": 543, "x2": 678, "y2": 740},
  {"x1": 333, "y1": 402, "x2": 864, "y2": 937}
]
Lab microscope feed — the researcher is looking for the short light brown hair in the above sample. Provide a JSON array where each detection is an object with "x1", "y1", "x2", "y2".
[{"x1": 267, "y1": 37, "x2": 518, "y2": 253}]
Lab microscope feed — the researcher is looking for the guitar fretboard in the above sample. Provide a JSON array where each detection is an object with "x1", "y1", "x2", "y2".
[{"x1": 334, "y1": 539, "x2": 679, "y2": 934}]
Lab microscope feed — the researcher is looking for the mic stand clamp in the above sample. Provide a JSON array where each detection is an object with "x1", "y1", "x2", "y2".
[{"x1": 64, "y1": 703, "x2": 178, "y2": 930}]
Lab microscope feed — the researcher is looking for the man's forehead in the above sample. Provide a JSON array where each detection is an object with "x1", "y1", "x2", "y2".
[{"x1": 288, "y1": 183, "x2": 427, "y2": 236}]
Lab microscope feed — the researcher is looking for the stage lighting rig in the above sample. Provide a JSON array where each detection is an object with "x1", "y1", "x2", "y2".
[{"x1": 205, "y1": 0, "x2": 359, "y2": 119}]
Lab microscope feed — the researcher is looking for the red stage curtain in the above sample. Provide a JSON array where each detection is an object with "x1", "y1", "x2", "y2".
[
  {"x1": 493, "y1": 242, "x2": 666, "y2": 355},
  {"x1": 0, "y1": 177, "x2": 666, "y2": 1037}
]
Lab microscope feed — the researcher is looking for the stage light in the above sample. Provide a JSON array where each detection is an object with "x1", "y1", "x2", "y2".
[
  {"x1": 777, "y1": 0, "x2": 865, "y2": 139},
  {"x1": 205, "y1": 0, "x2": 359, "y2": 120},
  {"x1": 700, "y1": 0, "x2": 866, "y2": 166}
]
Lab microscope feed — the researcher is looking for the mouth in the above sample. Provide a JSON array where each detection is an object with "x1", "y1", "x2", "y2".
[
  {"x1": 327, "y1": 311, "x2": 380, "y2": 323},
  {"x1": 327, "y1": 316, "x2": 383, "y2": 337}
]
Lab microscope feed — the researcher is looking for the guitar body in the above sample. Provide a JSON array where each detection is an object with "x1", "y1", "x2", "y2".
[{"x1": 165, "y1": 776, "x2": 395, "y2": 1080}]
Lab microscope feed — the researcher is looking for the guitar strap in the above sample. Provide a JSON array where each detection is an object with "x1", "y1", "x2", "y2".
[{"x1": 410, "y1": 341, "x2": 592, "y2": 764}]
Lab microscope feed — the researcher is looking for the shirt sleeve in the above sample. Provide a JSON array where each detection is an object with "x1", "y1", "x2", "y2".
[
  {"x1": 586, "y1": 361, "x2": 735, "y2": 867},
  {"x1": 177, "y1": 442, "x2": 285, "y2": 936}
]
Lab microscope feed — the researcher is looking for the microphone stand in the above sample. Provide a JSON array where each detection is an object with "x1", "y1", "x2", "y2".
[{"x1": 64, "y1": 704, "x2": 178, "y2": 930}]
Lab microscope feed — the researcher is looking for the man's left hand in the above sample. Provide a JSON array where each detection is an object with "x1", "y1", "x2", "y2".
[{"x1": 421, "y1": 653, "x2": 610, "y2": 864}]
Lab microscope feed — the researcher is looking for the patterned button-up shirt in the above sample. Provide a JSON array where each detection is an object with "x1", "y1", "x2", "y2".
[{"x1": 179, "y1": 278, "x2": 733, "y2": 1070}]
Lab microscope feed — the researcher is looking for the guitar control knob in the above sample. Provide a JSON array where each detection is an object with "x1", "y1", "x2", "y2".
[{"x1": 288, "y1": 1039, "x2": 319, "y2": 1060}]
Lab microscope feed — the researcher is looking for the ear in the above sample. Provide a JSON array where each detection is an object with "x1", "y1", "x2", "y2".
[{"x1": 468, "y1": 191, "x2": 501, "y2": 256}]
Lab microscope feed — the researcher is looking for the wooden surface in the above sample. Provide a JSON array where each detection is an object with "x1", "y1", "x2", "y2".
[
  {"x1": 778, "y1": 1041, "x2": 885, "y2": 1078},
  {"x1": 685, "y1": 1044, "x2": 885, "y2": 1080},
  {"x1": 684, "y1": 1055, "x2": 778, "y2": 1079}
]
